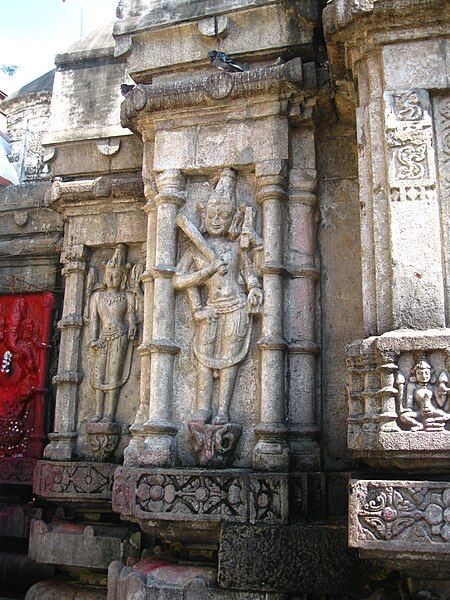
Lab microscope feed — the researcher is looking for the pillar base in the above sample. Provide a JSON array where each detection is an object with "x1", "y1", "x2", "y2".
[
  {"x1": 289, "y1": 429, "x2": 321, "y2": 471},
  {"x1": 43, "y1": 432, "x2": 77, "y2": 462},
  {"x1": 124, "y1": 421, "x2": 177, "y2": 467},
  {"x1": 252, "y1": 424, "x2": 289, "y2": 471}
]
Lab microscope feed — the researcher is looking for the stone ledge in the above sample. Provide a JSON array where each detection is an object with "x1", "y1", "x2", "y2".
[
  {"x1": 112, "y1": 467, "x2": 288, "y2": 527},
  {"x1": 28, "y1": 519, "x2": 139, "y2": 570},
  {"x1": 349, "y1": 479, "x2": 450, "y2": 572},
  {"x1": 33, "y1": 461, "x2": 116, "y2": 504},
  {"x1": 121, "y1": 58, "x2": 310, "y2": 125},
  {"x1": 0, "y1": 458, "x2": 37, "y2": 486}
]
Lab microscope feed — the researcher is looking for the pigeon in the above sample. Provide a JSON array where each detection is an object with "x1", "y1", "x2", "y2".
[
  {"x1": 121, "y1": 84, "x2": 135, "y2": 96},
  {"x1": 208, "y1": 50, "x2": 245, "y2": 73}
]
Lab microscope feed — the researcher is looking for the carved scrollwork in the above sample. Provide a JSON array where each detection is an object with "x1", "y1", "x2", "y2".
[
  {"x1": 385, "y1": 89, "x2": 436, "y2": 204},
  {"x1": 135, "y1": 472, "x2": 247, "y2": 519},
  {"x1": 351, "y1": 480, "x2": 450, "y2": 545},
  {"x1": 112, "y1": 467, "x2": 288, "y2": 525}
]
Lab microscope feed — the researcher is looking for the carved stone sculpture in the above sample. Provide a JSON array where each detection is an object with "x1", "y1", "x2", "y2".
[
  {"x1": 85, "y1": 244, "x2": 141, "y2": 461},
  {"x1": 173, "y1": 169, "x2": 263, "y2": 467},
  {"x1": 396, "y1": 358, "x2": 450, "y2": 432}
]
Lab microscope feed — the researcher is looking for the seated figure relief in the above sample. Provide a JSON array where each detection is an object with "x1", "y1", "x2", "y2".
[
  {"x1": 173, "y1": 169, "x2": 263, "y2": 466},
  {"x1": 395, "y1": 358, "x2": 450, "y2": 432}
]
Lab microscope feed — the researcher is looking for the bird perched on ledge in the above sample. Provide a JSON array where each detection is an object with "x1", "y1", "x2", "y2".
[{"x1": 208, "y1": 50, "x2": 245, "y2": 73}]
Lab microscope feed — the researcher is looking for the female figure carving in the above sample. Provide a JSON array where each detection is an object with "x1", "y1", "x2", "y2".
[{"x1": 89, "y1": 244, "x2": 137, "y2": 423}]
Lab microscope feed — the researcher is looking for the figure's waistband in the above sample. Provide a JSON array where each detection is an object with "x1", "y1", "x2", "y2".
[
  {"x1": 100, "y1": 326, "x2": 127, "y2": 340},
  {"x1": 206, "y1": 297, "x2": 246, "y2": 314}
]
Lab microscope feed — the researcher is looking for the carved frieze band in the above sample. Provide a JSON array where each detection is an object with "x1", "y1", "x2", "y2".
[
  {"x1": 112, "y1": 467, "x2": 288, "y2": 525},
  {"x1": 33, "y1": 461, "x2": 115, "y2": 502},
  {"x1": 121, "y1": 58, "x2": 306, "y2": 124},
  {"x1": 349, "y1": 480, "x2": 450, "y2": 554}
]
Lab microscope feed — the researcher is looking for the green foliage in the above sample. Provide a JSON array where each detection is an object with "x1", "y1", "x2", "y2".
[{"x1": 1, "y1": 65, "x2": 18, "y2": 77}]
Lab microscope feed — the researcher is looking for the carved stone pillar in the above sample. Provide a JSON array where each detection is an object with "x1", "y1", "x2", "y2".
[
  {"x1": 325, "y1": 4, "x2": 446, "y2": 336},
  {"x1": 44, "y1": 244, "x2": 86, "y2": 461},
  {"x1": 124, "y1": 155, "x2": 157, "y2": 465},
  {"x1": 253, "y1": 160, "x2": 289, "y2": 471},
  {"x1": 287, "y1": 148, "x2": 320, "y2": 470},
  {"x1": 135, "y1": 169, "x2": 185, "y2": 466}
]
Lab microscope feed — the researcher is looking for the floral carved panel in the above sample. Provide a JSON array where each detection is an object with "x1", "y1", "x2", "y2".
[{"x1": 349, "y1": 480, "x2": 450, "y2": 554}]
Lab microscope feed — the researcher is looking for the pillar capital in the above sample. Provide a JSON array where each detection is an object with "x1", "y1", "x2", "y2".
[{"x1": 154, "y1": 169, "x2": 186, "y2": 207}]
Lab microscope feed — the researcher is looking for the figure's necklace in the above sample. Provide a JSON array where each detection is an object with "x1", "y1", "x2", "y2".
[{"x1": 103, "y1": 290, "x2": 125, "y2": 306}]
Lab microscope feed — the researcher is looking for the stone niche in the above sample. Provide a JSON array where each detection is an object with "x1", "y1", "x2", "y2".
[
  {"x1": 75, "y1": 242, "x2": 145, "y2": 462},
  {"x1": 43, "y1": 174, "x2": 147, "y2": 464},
  {"x1": 347, "y1": 329, "x2": 450, "y2": 471},
  {"x1": 119, "y1": 55, "x2": 321, "y2": 482}
]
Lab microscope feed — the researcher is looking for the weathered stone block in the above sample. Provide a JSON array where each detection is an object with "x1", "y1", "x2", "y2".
[
  {"x1": 26, "y1": 580, "x2": 106, "y2": 600},
  {"x1": 218, "y1": 523, "x2": 381, "y2": 595},
  {"x1": 108, "y1": 558, "x2": 285, "y2": 600},
  {"x1": 28, "y1": 519, "x2": 139, "y2": 570}
]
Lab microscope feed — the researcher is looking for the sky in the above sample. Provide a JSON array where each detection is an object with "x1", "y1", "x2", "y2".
[{"x1": 0, "y1": 0, "x2": 118, "y2": 94}]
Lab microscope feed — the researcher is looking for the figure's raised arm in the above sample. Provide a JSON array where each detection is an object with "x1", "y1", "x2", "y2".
[{"x1": 173, "y1": 251, "x2": 225, "y2": 290}]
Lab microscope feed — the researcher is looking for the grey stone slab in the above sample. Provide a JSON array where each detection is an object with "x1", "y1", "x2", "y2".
[{"x1": 218, "y1": 523, "x2": 381, "y2": 595}]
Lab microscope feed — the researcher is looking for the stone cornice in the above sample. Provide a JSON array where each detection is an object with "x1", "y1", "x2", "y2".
[
  {"x1": 48, "y1": 174, "x2": 145, "y2": 210},
  {"x1": 114, "y1": 0, "x2": 319, "y2": 37},
  {"x1": 121, "y1": 58, "x2": 309, "y2": 129},
  {"x1": 324, "y1": 0, "x2": 448, "y2": 42}
]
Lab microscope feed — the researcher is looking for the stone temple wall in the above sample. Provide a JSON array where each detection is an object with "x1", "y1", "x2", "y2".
[{"x1": 0, "y1": 1, "x2": 449, "y2": 598}]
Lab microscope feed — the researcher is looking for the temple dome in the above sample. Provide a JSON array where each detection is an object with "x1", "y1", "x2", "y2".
[{"x1": 1, "y1": 70, "x2": 55, "y2": 109}]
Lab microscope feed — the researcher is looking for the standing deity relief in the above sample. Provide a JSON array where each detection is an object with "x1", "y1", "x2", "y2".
[
  {"x1": 83, "y1": 244, "x2": 143, "y2": 461},
  {"x1": 395, "y1": 357, "x2": 450, "y2": 432},
  {"x1": 173, "y1": 168, "x2": 263, "y2": 467}
]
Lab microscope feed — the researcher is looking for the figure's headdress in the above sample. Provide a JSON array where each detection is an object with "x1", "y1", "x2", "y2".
[
  {"x1": 410, "y1": 356, "x2": 435, "y2": 383},
  {"x1": 414, "y1": 359, "x2": 432, "y2": 371},
  {"x1": 207, "y1": 169, "x2": 237, "y2": 210},
  {"x1": 106, "y1": 244, "x2": 128, "y2": 272}
]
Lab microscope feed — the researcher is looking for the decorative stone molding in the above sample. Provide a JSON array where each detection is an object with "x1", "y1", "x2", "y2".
[
  {"x1": 0, "y1": 457, "x2": 37, "y2": 485},
  {"x1": 349, "y1": 479, "x2": 450, "y2": 572},
  {"x1": 112, "y1": 467, "x2": 288, "y2": 527},
  {"x1": 33, "y1": 461, "x2": 115, "y2": 503},
  {"x1": 121, "y1": 58, "x2": 307, "y2": 126},
  {"x1": 347, "y1": 329, "x2": 450, "y2": 471}
]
